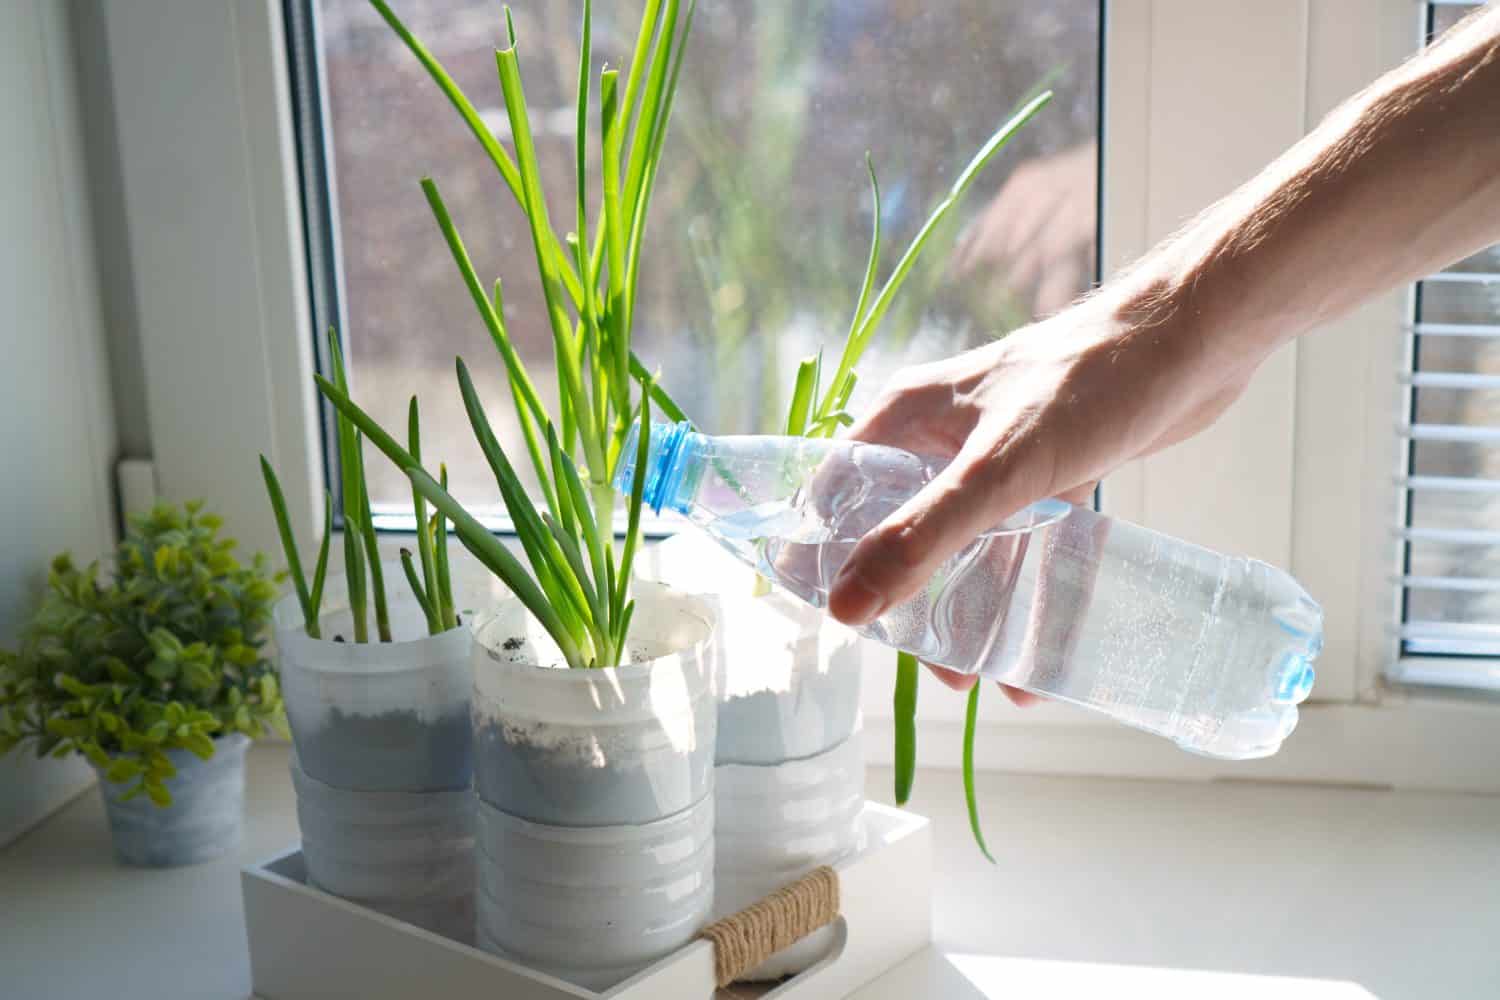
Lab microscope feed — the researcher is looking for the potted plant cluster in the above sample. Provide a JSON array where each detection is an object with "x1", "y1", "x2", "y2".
[
  {"x1": 0, "y1": 501, "x2": 283, "y2": 867},
  {"x1": 256, "y1": 0, "x2": 1052, "y2": 988},
  {"x1": 262, "y1": 329, "x2": 476, "y2": 940},
  {"x1": 294, "y1": 0, "x2": 718, "y2": 989}
]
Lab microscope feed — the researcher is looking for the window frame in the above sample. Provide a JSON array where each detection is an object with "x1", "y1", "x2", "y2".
[{"x1": 101, "y1": 0, "x2": 1500, "y2": 792}]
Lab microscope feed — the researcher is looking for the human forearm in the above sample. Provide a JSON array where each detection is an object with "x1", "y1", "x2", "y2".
[
  {"x1": 827, "y1": 6, "x2": 1500, "y2": 635},
  {"x1": 1109, "y1": 4, "x2": 1500, "y2": 376}
]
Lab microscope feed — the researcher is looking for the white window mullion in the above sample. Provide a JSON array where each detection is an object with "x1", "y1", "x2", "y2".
[{"x1": 101, "y1": 0, "x2": 319, "y2": 560}]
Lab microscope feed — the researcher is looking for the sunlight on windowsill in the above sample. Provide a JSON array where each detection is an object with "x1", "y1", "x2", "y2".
[{"x1": 947, "y1": 954, "x2": 1379, "y2": 1000}]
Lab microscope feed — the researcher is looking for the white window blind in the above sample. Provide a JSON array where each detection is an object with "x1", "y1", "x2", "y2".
[{"x1": 1395, "y1": 2, "x2": 1500, "y2": 687}]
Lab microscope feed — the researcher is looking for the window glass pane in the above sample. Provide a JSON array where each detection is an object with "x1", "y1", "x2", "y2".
[
  {"x1": 1408, "y1": 540, "x2": 1500, "y2": 580},
  {"x1": 1408, "y1": 491, "x2": 1500, "y2": 533},
  {"x1": 1432, "y1": 4, "x2": 1478, "y2": 36},
  {"x1": 313, "y1": 0, "x2": 1100, "y2": 512},
  {"x1": 1412, "y1": 336, "x2": 1500, "y2": 376},
  {"x1": 1417, "y1": 280, "x2": 1500, "y2": 327},
  {"x1": 1414, "y1": 387, "x2": 1500, "y2": 426}
]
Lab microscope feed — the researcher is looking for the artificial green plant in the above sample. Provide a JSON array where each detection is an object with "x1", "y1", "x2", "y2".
[
  {"x1": 311, "y1": 0, "x2": 696, "y2": 669},
  {"x1": 261, "y1": 328, "x2": 457, "y2": 641},
  {"x1": 0, "y1": 502, "x2": 285, "y2": 806}
]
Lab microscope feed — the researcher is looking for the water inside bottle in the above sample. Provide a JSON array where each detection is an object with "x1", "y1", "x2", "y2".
[{"x1": 707, "y1": 493, "x2": 1320, "y2": 761}]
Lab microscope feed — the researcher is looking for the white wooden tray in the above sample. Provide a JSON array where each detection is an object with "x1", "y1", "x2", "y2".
[{"x1": 242, "y1": 802, "x2": 930, "y2": 1000}]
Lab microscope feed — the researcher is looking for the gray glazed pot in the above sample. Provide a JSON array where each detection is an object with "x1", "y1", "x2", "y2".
[
  {"x1": 94, "y1": 733, "x2": 249, "y2": 867},
  {"x1": 470, "y1": 581, "x2": 717, "y2": 826}
]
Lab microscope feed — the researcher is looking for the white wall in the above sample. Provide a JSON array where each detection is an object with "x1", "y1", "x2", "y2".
[{"x1": 0, "y1": 0, "x2": 120, "y2": 847}]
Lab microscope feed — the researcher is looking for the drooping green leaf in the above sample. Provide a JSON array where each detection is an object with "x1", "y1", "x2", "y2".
[
  {"x1": 963, "y1": 682, "x2": 996, "y2": 864},
  {"x1": 893, "y1": 651, "x2": 918, "y2": 805}
]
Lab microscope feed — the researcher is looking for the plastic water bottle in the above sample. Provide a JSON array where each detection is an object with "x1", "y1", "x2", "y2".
[{"x1": 614, "y1": 422, "x2": 1323, "y2": 760}]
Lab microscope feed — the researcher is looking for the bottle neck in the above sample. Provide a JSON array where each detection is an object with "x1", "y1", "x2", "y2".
[
  {"x1": 613, "y1": 420, "x2": 703, "y2": 516},
  {"x1": 645, "y1": 421, "x2": 700, "y2": 515}
]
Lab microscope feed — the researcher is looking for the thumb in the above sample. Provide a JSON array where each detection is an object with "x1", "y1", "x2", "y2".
[{"x1": 827, "y1": 431, "x2": 1045, "y2": 627}]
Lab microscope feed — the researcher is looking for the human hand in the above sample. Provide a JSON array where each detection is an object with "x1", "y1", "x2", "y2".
[
  {"x1": 825, "y1": 292, "x2": 1259, "y2": 701},
  {"x1": 953, "y1": 141, "x2": 1097, "y2": 318}
]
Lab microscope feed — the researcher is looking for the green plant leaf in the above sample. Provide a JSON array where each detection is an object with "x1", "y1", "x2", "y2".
[
  {"x1": 554, "y1": 423, "x2": 607, "y2": 613},
  {"x1": 784, "y1": 354, "x2": 819, "y2": 437},
  {"x1": 400, "y1": 548, "x2": 434, "y2": 626},
  {"x1": 407, "y1": 398, "x2": 440, "y2": 634},
  {"x1": 819, "y1": 91, "x2": 1053, "y2": 426},
  {"x1": 613, "y1": 386, "x2": 651, "y2": 637},
  {"x1": 366, "y1": 0, "x2": 584, "y2": 307},
  {"x1": 893, "y1": 651, "x2": 918, "y2": 805},
  {"x1": 574, "y1": 0, "x2": 593, "y2": 310},
  {"x1": 353, "y1": 435, "x2": 392, "y2": 642},
  {"x1": 259, "y1": 455, "x2": 316, "y2": 634},
  {"x1": 145, "y1": 657, "x2": 178, "y2": 683},
  {"x1": 327, "y1": 327, "x2": 369, "y2": 643},
  {"x1": 314, "y1": 374, "x2": 584, "y2": 667},
  {"x1": 308, "y1": 491, "x2": 332, "y2": 630},
  {"x1": 963, "y1": 682, "x2": 996, "y2": 864},
  {"x1": 146, "y1": 780, "x2": 171, "y2": 808},
  {"x1": 494, "y1": 44, "x2": 601, "y2": 474},
  {"x1": 630, "y1": 354, "x2": 688, "y2": 423},
  {"x1": 434, "y1": 465, "x2": 457, "y2": 631},
  {"x1": 420, "y1": 179, "x2": 549, "y2": 433},
  {"x1": 184, "y1": 732, "x2": 215, "y2": 760},
  {"x1": 455, "y1": 358, "x2": 585, "y2": 632},
  {"x1": 104, "y1": 758, "x2": 139, "y2": 783},
  {"x1": 621, "y1": 0, "x2": 696, "y2": 346},
  {"x1": 181, "y1": 662, "x2": 215, "y2": 692},
  {"x1": 847, "y1": 153, "x2": 882, "y2": 339},
  {"x1": 620, "y1": 0, "x2": 680, "y2": 254},
  {"x1": 82, "y1": 743, "x2": 110, "y2": 769}
]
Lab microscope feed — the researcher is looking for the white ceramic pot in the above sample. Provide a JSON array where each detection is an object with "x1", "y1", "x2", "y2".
[
  {"x1": 712, "y1": 730, "x2": 868, "y2": 981},
  {"x1": 291, "y1": 759, "x2": 474, "y2": 904},
  {"x1": 474, "y1": 794, "x2": 715, "y2": 992},
  {"x1": 469, "y1": 580, "x2": 716, "y2": 826},
  {"x1": 274, "y1": 567, "x2": 472, "y2": 792},
  {"x1": 94, "y1": 733, "x2": 249, "y2": 868},
  {"x1": 638, "y1": 533, "x2": 863, "y2": 765}
]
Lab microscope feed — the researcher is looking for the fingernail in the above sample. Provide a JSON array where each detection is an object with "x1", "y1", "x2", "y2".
[{"x1": 831, "y1": 569, "x2": 885, "y2": 626}]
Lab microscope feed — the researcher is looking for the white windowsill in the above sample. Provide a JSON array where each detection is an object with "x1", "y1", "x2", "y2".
[{"x1": 1, "y1": 742, "x2": 1494, "y2": 999}]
